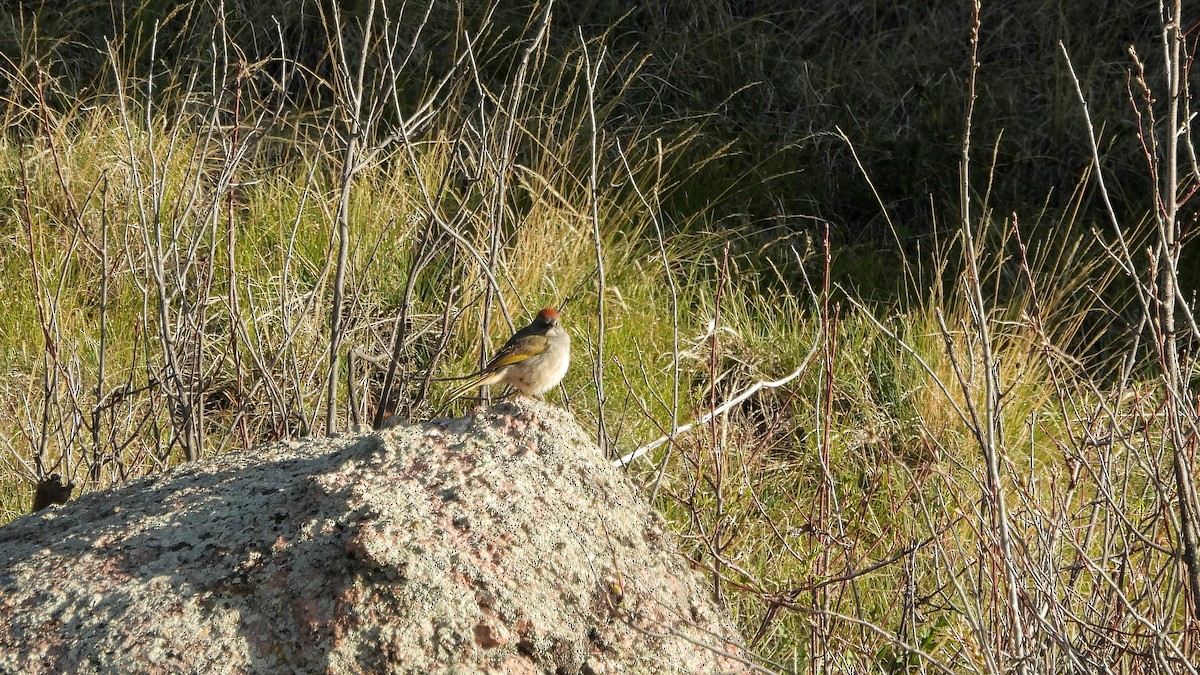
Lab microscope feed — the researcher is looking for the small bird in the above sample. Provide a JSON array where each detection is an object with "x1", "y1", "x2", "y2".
[{"x1": 442, "y1": 307, "x2": 570, "y2": 406}]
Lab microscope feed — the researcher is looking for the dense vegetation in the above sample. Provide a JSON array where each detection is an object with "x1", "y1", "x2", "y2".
[{"x1": 2, "y1": 0, "x2": 1198, "y2": 670}]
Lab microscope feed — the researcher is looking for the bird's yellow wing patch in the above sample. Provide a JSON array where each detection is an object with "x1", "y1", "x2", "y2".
[{"x1": 487, "y1": 335, "x2": 548, "y2": 368}]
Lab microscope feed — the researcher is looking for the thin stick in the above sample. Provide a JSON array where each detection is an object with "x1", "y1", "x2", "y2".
[
  {"x1": 614, "y1": 345, "x2": 819, "y2": 468},
  {"x1": 709, "y1": 242, "x2": 729, "y2": 605},
  {"x1": 581, "y1": 29, "x2": 608, "y2": 455},
  {"x1": 325, "y1": 0, "x2": 377, "y2": 434},
  {"x1": 609, "y1": 136, "x2": 679, "y2": 501},
  {"x1": 92, "y1": 176, "x2": 111, "y2": 484},
  {"x1": 16, "y1": 137, "x2": 53, "y2": 477},
  {"x1": 226, "y1": 57, "x2": 250, "y2": 450},
  {"x1": 1159, "y1": 0, "x2": 1200, "y2": 622},
  {"x1": 958, "y1": 4, "x2": 1027, "y2": 668}
]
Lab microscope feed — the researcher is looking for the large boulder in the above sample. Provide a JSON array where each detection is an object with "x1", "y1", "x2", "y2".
[{"x1": 0, "y1": 401, "x2": 749, "y2": 674}]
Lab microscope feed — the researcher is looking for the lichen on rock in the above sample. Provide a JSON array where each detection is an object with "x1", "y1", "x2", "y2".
[{"x1": 0, "y1": 400, "x2": 750, "y2": 674}]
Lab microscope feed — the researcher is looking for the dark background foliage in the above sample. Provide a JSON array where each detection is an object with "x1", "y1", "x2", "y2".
[{"x1": 4, "y1": 0, "x2": 1193, "y2": 297}]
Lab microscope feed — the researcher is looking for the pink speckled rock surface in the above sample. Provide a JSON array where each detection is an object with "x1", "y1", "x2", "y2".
[{"x1": 0, "y1": 401, "x2": 749, "y2": 674}]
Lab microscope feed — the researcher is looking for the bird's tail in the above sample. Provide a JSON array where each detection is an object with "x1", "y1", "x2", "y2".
[{"x1": 440, "y1": 370, "x2": 505, "y2": 411}]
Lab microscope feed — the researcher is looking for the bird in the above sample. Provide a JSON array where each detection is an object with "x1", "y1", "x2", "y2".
[{"x1": 442, "y1": 307, "x2": 570, "y2": 407}]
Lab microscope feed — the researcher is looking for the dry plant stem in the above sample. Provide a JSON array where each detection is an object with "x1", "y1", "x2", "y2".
[
  {"x1": 658, "y1": 140, "x2": 681, "y2": 501},
  {"x1": 347, "y1": 350, "x2": 362, "y2": 428},
  {"x1": 371, "y1": 59, "x2": 469, "y2": 426},
  {"x1": 473, "y1": 1, "x2": 553, "y2": 391},
  {"x1": 373, "y1": 212, "x2": 448, "y2": 426},
  {"x1": 146, "y1": 30, "x2": 199, "y2": 461},
  {"x1": 375, "y1": 0, "x2": 444, "y2": 146},
  {"x1": 33, "y1": 67, "x2": 84, "y2": 236},
  {"x1": 619, "y1": 621, "x2": 780, "y2": 675},
  {"x1": 835, "y1": 127, "x2": 916, "y2": 299},
  {"x1": 1060, "y1": 40, "x2": 1168, "y2": 540},
  {"x1": 385, "y1": 19, "x2": 509, "y2": 323},
  {"x1": 1066, "y1": 7, "x2": 1200, "y2": 627},
  {"x1": 1158, "y1": 0, "x2": 1200, "y2": 623},
  {"x1": 17, "y1": 139, "x2": 53, "y2": 477},
  {"x1": 1059, "y1": 44, "x2": 1154, "y2": 321},
  {"x1": 685, "y1": 540, "x2": 955, "y2": 675},
  {"x1": 958, "y1": 3, "x2": 1028, "y2": 669},
  {"x1": 581, "y1": 29, "x2": 608, "y2": 455},
  {"x1": 813, "y1": 226, "x2": 839, "y2": 671},
  {"x1": 33, "y1": 100, "x2": 115, "y2": 500},
  {"x1": 389, "y1": 116, "x2": 507, "y2": 320},
  {"x1": 91, "y1": 177, "x2": 111, "y2": 484},
  {"x1": 611, "y1": 137, "x2": 679, "y2": 502},
  {"x1": 417, "y1": 266, "x2": 461, "y2": 409},
  {"x1": 226, "y1": 60, "x2": 250, "y2": 451},
  {"x1": 275, "y1": 124, "x2": 332, "y2": 439},
  {"x1": 109, "y1": 36, "x2": 200, "y2": 463},
  {"x1": 708, "y1": 243, "x2": 730, "y2": 606},
  {"x1": 325, "y1": 0, "x2": 377, "y2": 434},
  {"x1": 1064, "y1": 532, "x2": 1198, "y2": 671},
  {"x1": 613, "y1": 348, "x2": 819, "y2": 468},
  {"x1": 782, "y1": 606, "x2": 957, "y2": 675},
  {"x1": 372, "y1": 257, "x2": 423, "y2": 427}
]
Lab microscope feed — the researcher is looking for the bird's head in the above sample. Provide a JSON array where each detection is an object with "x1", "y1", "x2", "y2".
[{"x1": 536, "y1": 307, "x2": 561, "y2": 328}]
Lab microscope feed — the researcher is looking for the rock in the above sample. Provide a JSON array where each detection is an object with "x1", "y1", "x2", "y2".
[{"x1": 0, "y1": 401, "x2": 750, "y2": 674}]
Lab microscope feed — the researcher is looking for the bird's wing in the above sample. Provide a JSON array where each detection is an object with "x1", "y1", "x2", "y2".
[{"x1": 485, "y1": 334, "x2": 548, "y2": 370}]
